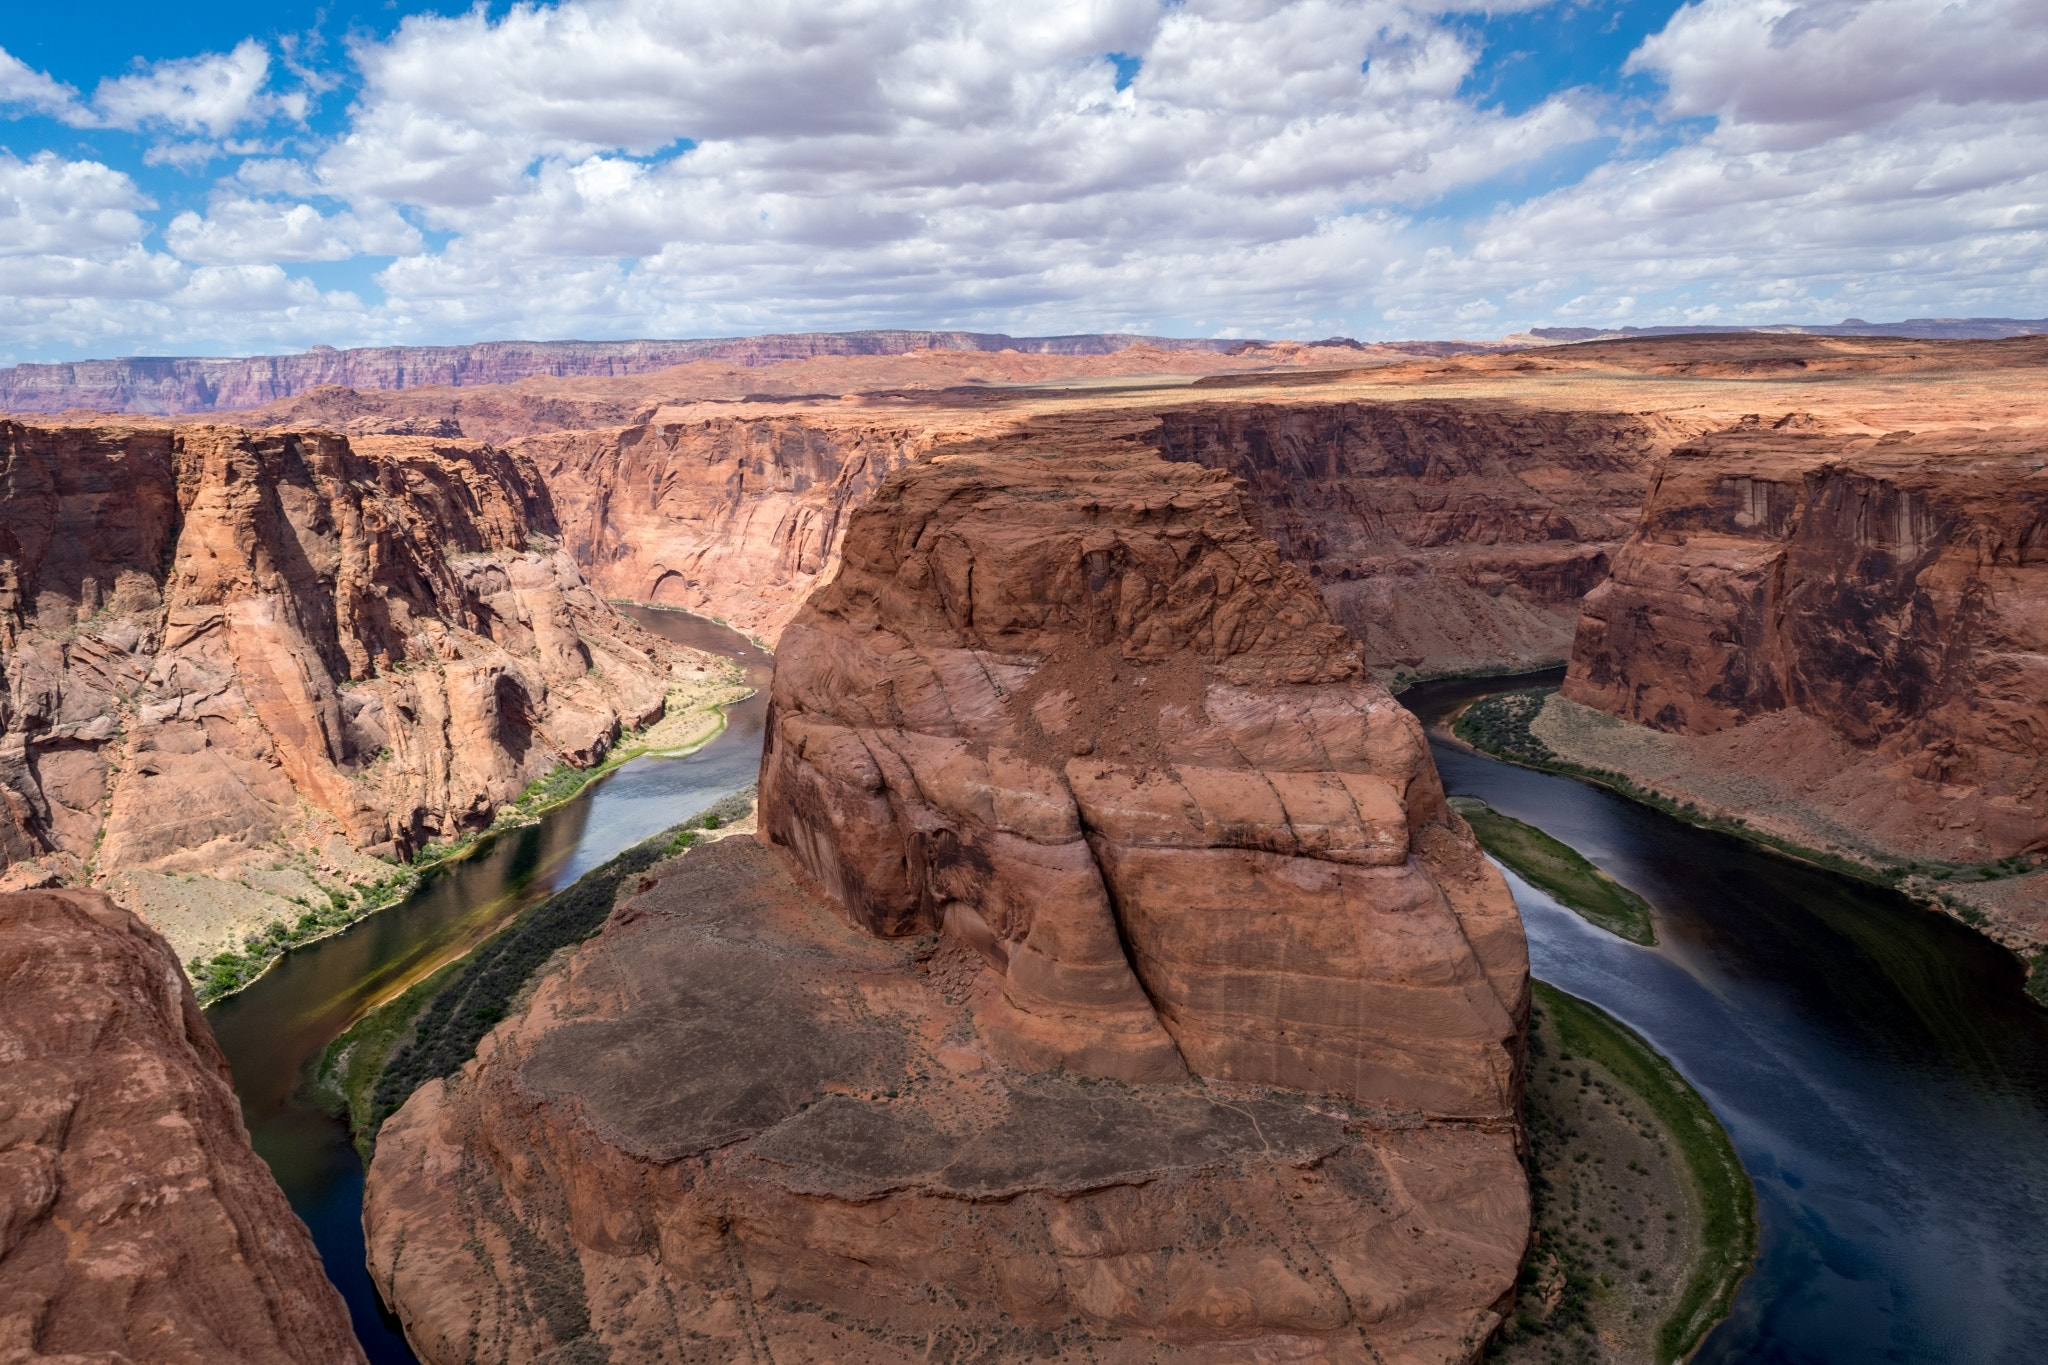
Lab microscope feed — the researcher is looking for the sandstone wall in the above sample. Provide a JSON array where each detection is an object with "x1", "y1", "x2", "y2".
[
  {"x1": 1154, "y1": 400, "x2": 1673, "y2": 678},
  {"x1": 1562, "y1": 416, "x2": 2048, "y2": 863},
  {"x1": 518, "y1": 414, "x2": 942, "y2": 641},
  {"x1": 0, "y1": 421, "x2": 725, "y2": 958},
  {"x1": 759, "y1": 445, "x2": 1527, "y2": 1118},
  {"x1": 0, "y1": 888, "x2": 365, "y2": 1363}
]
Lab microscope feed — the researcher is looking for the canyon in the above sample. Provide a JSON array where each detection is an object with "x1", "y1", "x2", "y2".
[
  {"x1": 364, "y1": 443, "x2": 1531, "y2": 1363},
  {"x1": 0, "y1": 888, "x2": 364, "y2": 1364},
  {"x1": 0, "y1": 420, "x2": 737, "y2": 965},
  {"x1": 3, "y1": 327, "x2": 2047, "y2": 1362}
]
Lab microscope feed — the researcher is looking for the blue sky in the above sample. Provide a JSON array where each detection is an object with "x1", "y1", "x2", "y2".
[{"x1": 1, "y1": 0, "x2": 2043, "y2": 360}]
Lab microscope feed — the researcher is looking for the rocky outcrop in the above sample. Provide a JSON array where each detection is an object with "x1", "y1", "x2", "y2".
[
  {"x1": 0, "y1": 888, "x2": 364, "y2": 1363},
  {"x1": 0, "y1": 333, "x2": 1243, "y2": 416},
  {"x1": 1561, "y1": 416, "x2": 2048, "y2": 868},
  {"x1": 0, "y1": 421, "x2": 730, "y2": 961},
  {"x1": 366, "y1": 445, "x2": 1530, "y2": 1364},
  {"x1": 519, "y1": 415, "x2": 942, "y2": 641},
  {"x1": 762, "y1": 445, "x2": 1528, "y2": 1115},
  {"x1": 367, "y1": 839, "x2": 1528, "y2": 1365},
  {"x1": 1154, "y1": 401, "x2": 1673, "y2": 679}
]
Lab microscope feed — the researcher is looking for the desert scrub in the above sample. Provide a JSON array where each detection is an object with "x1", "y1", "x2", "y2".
[
  {"x1": 332, "y1": 787, "x2": 756, "y2": 1140},
  {"x1": 1450, "y1": 797, "x2": 1656, "y2": 945}
]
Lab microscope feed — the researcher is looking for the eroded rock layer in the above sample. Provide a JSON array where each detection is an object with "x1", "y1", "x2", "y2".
[
  {"x1": 366, "y1": 837, "x2": 1528, "y2": 1365},
  {"x1": 761, "y1": 445, "x2": 1526, "y2": 1116},
  {"x1": 0, "y1": 421, "x2": 727, "y2": 960},
  {"x1": 1154, "y1": 401, "x2": 1671, "y2": 679},
  {"x1": 0, "y1": 889, "x2": 364, "y2": 1364},
  {"x1": 1563, "y1": 417, "x2": 2048, "y2": 865}
]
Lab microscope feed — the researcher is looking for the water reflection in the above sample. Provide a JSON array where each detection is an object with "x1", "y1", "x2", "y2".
[
  {"x1": 1404, "y1": 672, "x2": 2048, "y2": 1364},
  {"x1": 207, "y1": 606, "x2": 770, "y2": 1363}
]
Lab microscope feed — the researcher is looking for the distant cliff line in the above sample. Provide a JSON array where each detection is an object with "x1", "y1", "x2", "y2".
[{"x1": 0, "y1": 331, "x2": 1252, "y2": 415}]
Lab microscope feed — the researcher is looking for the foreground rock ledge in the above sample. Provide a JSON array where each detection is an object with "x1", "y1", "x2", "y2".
[
  {"x1": 0, "y1": 889, "x2": 365, "y2": 1364},
  {"x1": 367, "y1": 838, "x2": 1527, "y2": 1364}
]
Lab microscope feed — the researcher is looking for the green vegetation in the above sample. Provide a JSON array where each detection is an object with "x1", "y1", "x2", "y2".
[
  {"x1": 1452, "y1": 688, "x2": 1921, "y2": 891},
  {"x1": 407, "y1": 691, "x2": 737, "y2": 873},
  {"x1": 316, "y1": 787, "x2": 754, "y2": 1144},
  {"x1": 1450, "y1": 797, "x2": 1656, "y2": 945},
  {"x1": 1534, "y1": 982, "x2": 1756, "y2": 1364},
  {"x1": 2028, "y1": 951, "x2": 2048, "y2": 1008},
  {"x1": 190, "y1": 870, "x2": 415, "y2": 1005}
]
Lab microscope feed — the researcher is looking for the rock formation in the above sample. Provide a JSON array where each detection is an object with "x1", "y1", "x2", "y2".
[
  {"x1": 366, "y1": 444, "x2": 1530, "y2": 1364},
  {"x1": 1561, "y1": 416, "x2": 2048, "y2": 868},
  {"x1": 762, "y1": 445, "x2": 1528, "y2": 1113},
  {"x1": 1154, "y1": 400, "x2": 1671, "y2": 679},
  {"x1": 0, "y1": 888, "x2": 365, "y2": 1363},
  {"x1": 0, "y1": 420, "x2": 730, "y2": 962}
]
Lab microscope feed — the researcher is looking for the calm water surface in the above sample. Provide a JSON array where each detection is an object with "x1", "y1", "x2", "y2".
[
  {"x1": 206, "y1": 607, "x2": 769, "y2": 1364},
  {"x1": 209, "y1": 648, "x2": 2048, "y2": 1365},
  {"x1": 1404, "y1": 671, "x2": 2048, "y2": 1365}
]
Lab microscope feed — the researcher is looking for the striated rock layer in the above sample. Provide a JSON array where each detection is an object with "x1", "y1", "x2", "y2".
[
  {"x1": 762, "y1": 445, "x2": 1528, "y2": 1114},
  {"x1": 1153, "y1": 401, "x2": 1672, "y2": 680},
  {"x1": 0, "y1": 888, "x2": 364, "y2": 1364},
  {"x1": 1563, "y1": 416, "x2": 2048, "y2": 869},
  {"x1": 366, "y1": 446, "x2": 1530, "y2": 1364},
  {"x1": 0, "y1": 420, "x2": 727, "y2": 961}
]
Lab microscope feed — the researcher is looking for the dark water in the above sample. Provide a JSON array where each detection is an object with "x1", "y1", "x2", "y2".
[
  {"x1": 206, "y1": 607, "x2": 770, "y2": 1364},
  {"x1": 1404, "y1": 672, "x2": 2048, "y2": 1365}
]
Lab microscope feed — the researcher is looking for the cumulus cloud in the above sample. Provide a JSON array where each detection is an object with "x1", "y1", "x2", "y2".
[
  {"x1": 92, "y1": 40, "x2": 306, "y2": 137},
  {"x1": 2, "y1": 0, "x2": 2046, "y2": 355}
]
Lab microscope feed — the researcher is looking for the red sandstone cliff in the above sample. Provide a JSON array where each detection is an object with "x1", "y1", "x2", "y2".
[
  {"x1": 1154, "y1": 400, "x2": 1673, "y2": 679},
  {"x1": 0, "y1": 888, "x2": 365, "y2": 1363},
  {"x1": 1562, "y1": 416, "x2": 2048, "y2": 866},
  {"x1": 364, "y1": 444, "x2": 1530, "y2": 1364},
  {"x1": 0, "y1": 420, "x2": 730, "y2": 961}
]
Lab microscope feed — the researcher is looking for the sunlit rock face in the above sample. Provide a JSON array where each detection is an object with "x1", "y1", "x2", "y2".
[{"x1": 0, "y1": 888, "x2": 366, "y2": 1365}]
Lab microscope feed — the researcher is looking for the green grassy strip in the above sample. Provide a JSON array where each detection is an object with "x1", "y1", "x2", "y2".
[
  {"x1": 1452, "y1": 798, "x2": 1656, "y2": 945},
  {"x1": 191, "y1": 871, "x2": 416, "y2": 1005},
  {"x1": 1452, "y1": 690, "x2": 1919, "y2": 889},
  {"x1": 328, "y1": 787, "x2": 755, "y2": 1142},
  {"x1": 1535, "y1": 981, "x2": 1757, "y2": 1362}
]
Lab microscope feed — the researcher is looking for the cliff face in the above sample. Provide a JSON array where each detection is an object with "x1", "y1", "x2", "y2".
[
  {"x1": 0, "y1": 421, "x2": 723, "y2": 961},
  {"x1": 365, "y1": 446, "x2": 1530, "y2": 1365},
  {"x1": 0, "y1": 888, "x2": 364, "y2": 1364},
  {"x1": 519, "y1": 415, "x2": 941, "y2": 641},
  {"x1": 1562, "y1": 417, "x2": 2048, "y2": 863},
  {"x1": 763, "y1": 445, "x2": 1527, "y2": 1115},
  {"x1": 1155, "y1": 400, "x2": 1671, "y2": 678}
]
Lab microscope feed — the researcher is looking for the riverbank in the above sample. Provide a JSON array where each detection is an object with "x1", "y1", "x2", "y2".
[
  {"x1": 184, "y1": 675, "x2": 749, "y2": 1007},
  {"x1": 1451, "y1": 687, "x2": 2048, "y2": 1004},
  {"x1": 1490, "y1": 982, "x2": 1757, "y2": 1364},
  {"x1": 312, "y1": 788, "x2": 759, "y2": 1153}
]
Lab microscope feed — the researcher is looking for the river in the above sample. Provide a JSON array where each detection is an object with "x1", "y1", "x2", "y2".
[
  {"x1": 1405, "y1": 670, "x2": 2048, "y2": 1364},
  {"x1": 209, "y1": 653, "x2": 2048, "y2": 1364},
  {"x1": 206, "y1": 606, "x2": 770, "y2": 1364}
]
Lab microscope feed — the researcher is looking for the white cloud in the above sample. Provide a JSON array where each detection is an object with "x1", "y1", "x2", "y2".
[
  {"x1": 0, "y1": 49, "x2": 81, "y2": 119},
  {"x1": 4, "y1": 0, "x2": 2048, "y2": 356},
  {"x1": 92, "y1": 40, "x2": 306, "y2": 138}
]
